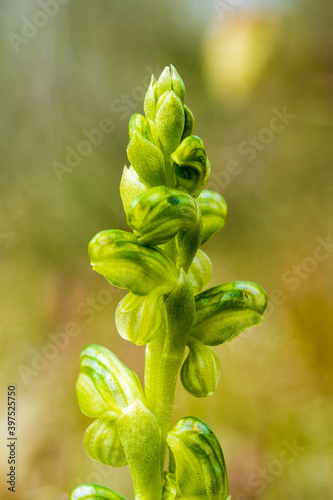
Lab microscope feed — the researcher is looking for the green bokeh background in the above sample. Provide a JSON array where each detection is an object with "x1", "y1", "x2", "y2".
[{"x1": 1, "y1": 0, "x2": 333, "y2": 499}]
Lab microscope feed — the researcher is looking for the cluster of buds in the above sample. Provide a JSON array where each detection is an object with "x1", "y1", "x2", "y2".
[{"x1": 70, "y1": 66, "x2": 267, "y2": 500}]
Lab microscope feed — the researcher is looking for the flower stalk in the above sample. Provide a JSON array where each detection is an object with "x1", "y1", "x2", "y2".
[{"x1": 69, "y1": 65, "x2": 267, "y2": 500}]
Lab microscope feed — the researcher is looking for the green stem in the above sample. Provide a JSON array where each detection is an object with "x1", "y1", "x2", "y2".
[
  {"x1": 144, "y1": 327, "x2": 187, "y2": 470},
  {"x1": 144, "y1": 271, "x2": 195, "y2": 475}
]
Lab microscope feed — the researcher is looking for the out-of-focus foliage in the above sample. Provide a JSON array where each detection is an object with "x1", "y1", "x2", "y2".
[{"x1": 0, "y1": 0, "x2": 333, "y2": 499}]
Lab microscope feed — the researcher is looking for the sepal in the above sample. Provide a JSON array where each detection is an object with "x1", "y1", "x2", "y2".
[
  {"x1": 88, "y1": 229, "x2": 178, "y2": 296},
  {"x1": 181, "y1": 105, "x2": 194, "y2": 142},
  {"x1": 181, "y1": 339, "x2": 220, "y2": 398},
  {"x1": 70, "y1": 484, "x2": 128, "y2": 500},
  {"x1": 116, "y1": 290, "x2": 166, "y2": 345},
  {"x1": 191, "y1": 282, "x2": 268, "y2": 345},
  {"x1": 198, "y1": 190, "x2": 227, "y2": 245},
  {"x1": 84, "y1": 411, "x2": 127, "y2": 467},
  {"x1": 171, "y1": 136, "x2": 210, "y2": 196},
  {"x1": 187, "y1": 249, "x2": 212, "y2": 294},
  {"x1": 76, "y1": 344, "x2": 144, "y2": 416},
  {"x1": 127, "y1": 186, "x2": 197, "y2": 245},
  {"x1": 167, "y1": 417, "x2": 229, "y2": 500}
]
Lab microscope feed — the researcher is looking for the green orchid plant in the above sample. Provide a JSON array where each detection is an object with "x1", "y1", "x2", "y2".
[{"x1": 69, "y1": 65, "x2": 267, "y2": 500}]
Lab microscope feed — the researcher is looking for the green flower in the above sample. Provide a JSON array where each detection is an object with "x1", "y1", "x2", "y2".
[
  {"x1": 191, "y1": 281, "x2": 268, "y2": 345},
  {"x1": 74, "y1": 65, "x2": 265, "y2": 500},
  {"x1": 84, "y1": 411, "x2": 127, "y2": 467},
  {"x1": 127, "y1": 186, "x2": 197, "y2": 245},
  {"x1": 76, "y1": 344, "x2": 144, "y2": 417},
  {"x1": 70, "y1": 484, "x2": 128, "y2": 500},
  {"x1": 76, "y1": 344, "x2": 145, "y2": 468},
  {"x1": 171, "y1": 136, "x2": 210, "y2": 196},
  {"x1": 181, "y1": 338, "x2": 220, "y2": 398},
  {"x1": 116, "y1": 290, "x2": 166, "y2": 345},
  {"x1": 88, "y1": 229, "x2": 178, "y2": 296},
  {"x1": 198, "y1": 190, "x2": 227, "y2": 245},
  {"x1": 167, "y1": 417, "x2": 229, "y2": 500}
]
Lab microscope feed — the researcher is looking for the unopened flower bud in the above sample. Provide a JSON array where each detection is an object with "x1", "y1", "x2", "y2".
[
  {"x1": 198, "y1": 190, "x2": 227, "y2": 245},
  {"x1": 156, "y1": 91, "x2": 185, "y2": 154},
  {"x1": 127, "y1": 112, "x2": 164, "y2": 187},
  {"x1": 154, "y1": 65, "x2": 186, "y2": 103},
  {"x1": 160, "y1": 65, "x2": 185, "y2": 97},
  {"x1": 171, "y1": 136, "x2": 210, "y2": 196},
  {"x1": 144, "y1": 66, "x2": 186, "y2": 123},
  {"x1": 88, "y1": 229, "x2": 178, "y2": 296},
  {"x1": 144, "y1": 75, "x2": 157, "y2": 121},
  {"x1": 127, "y1": 186, "x2": 197, "y2": 245},
  {"x1": 155, "y1": 66, "x2": 171, "y2": 98},
  {"x1": 181, "y1": 338, "x2": 220, "y2": 398},
  {"x1": 170, "y1": 65, "x2": 186, "y2": 104},
  {"x1": 167, "y1": 417, "x2": 229, "y2": 500},
  {"x1": 191, "y1": 281, "x2": 268, "y2": 346}
]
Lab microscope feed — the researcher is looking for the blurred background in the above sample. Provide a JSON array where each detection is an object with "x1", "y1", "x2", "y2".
[{"x1": 1, "y1": 0, "x2": 333, "y2": 498}]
